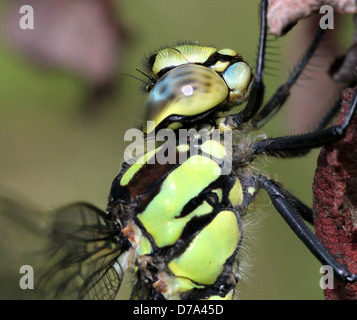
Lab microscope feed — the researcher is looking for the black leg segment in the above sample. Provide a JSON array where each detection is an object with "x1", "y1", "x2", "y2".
[
  {"x1": 251, "y1": 88, "x2": 357, "y2": 158},
  {"x1": 256, "y1": 174, "x2": 357, "y2": 283},
  {"x1": 252, "y1": 27, "x2": 325, "y2": 129}
]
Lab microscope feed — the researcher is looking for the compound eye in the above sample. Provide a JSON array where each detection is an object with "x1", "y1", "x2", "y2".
[
  {"x1": 143, "y1": 64, "x2": 229, "y2": 134},
  {"x1": 223, "y1": 61, "x2": 253, "y2": 105}
]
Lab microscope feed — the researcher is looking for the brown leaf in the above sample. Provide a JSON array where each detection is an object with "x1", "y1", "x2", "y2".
[{"x1": 268, "y1": 0, "x2": 357, "y2": 36}]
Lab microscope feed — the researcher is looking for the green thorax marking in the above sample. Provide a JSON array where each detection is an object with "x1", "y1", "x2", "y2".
[{"x1": 137, "y1": 154, "x2": 221, "y2": 247}]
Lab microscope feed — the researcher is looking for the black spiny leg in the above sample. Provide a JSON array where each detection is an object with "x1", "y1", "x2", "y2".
[
  {"x1": 269, "y1": 183, "x2": 314, "y2": 224},
  {"x1": 255, "y1": 174, "x2": 357, "y2": 283},
  {"x1": 250, "y1": 88, "x2": 357, "y2": 158},
  {"x1": 225, "y1": 1, "x2": 324, "y2": 130},
  {"x1": 224, "y1": 0, "x2": 268, "y2": 129},
  {"x1": 251, "y1": 27, "x2": 325, "y2": 129}
]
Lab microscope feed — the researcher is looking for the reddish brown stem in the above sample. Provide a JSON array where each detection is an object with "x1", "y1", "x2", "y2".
[{"x1": 313, "y1": 87, "x2": 357, "y2": 300}]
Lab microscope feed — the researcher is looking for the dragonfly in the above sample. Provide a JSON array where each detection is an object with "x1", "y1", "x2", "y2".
[{"x1": 1, "y1": 0, "x2": 357, "y2": 300}]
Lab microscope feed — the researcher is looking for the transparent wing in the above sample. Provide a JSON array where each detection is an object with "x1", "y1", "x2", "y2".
[
  {"x1": 0, "y1": 198, "x2": 130, "y2": 300},
  {"x1": 38, "y1": 202, "x2": 129, "y2": 300}
]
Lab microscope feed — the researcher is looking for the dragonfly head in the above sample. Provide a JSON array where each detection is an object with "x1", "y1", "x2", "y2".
[{"x1": 142, "y1": 44, "x2": 254, "y2": 135}]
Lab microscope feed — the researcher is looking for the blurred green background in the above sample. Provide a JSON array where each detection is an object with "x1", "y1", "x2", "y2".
[{"x1": 0, "y1": 0, "x2": 353, "y2": 300}]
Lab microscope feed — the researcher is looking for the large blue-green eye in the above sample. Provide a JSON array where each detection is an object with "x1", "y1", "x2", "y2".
[
  {"x1": 222, "y1": 61, "x2": 253, "y2": 106},
  {"x1": 143, "y1": 64, "x2": 229, "y2": 134}
]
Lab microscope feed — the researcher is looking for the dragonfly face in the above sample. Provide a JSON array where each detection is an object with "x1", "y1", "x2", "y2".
[{"x1": 142, "y1": 44, "x2": 253, "y2": 135}]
